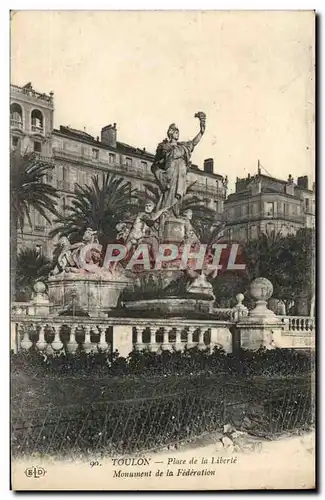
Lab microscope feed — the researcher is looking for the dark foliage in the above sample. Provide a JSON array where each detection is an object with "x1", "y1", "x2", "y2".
[
  {"x1": 10, "y1": 148, "x2": 59, "y2": 231},
  {"x1": 16, "y1": 248, "x2": 52, "y2": 301},
  {"x1": 49, "y1": 173, "x2": 140, "y2": 250},
  {"x1": 11, "y1": 346, "x2": 313, "y2": 379}
]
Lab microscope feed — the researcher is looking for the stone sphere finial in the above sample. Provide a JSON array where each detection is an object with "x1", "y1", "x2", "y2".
[
  {"x1": 236, "y1": 293, "x2": 245, "y2": 305},
  {"x1": 33, "y1": 281, "x2": 46, "y2": 294},
  {"x1": 249, "y1": 277, "x2": 273, "y2": 302}
]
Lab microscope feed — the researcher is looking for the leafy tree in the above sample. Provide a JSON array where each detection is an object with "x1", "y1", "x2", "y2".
[
  {"x1": 242, "y1": 229, "x2": 314, "y2": 311},
  {"x1": 50, "y1": 173, "x2": 140, "y2": 250},
  {"x1": 10, "y1": 146, "x2": 59, "y2": 300}
]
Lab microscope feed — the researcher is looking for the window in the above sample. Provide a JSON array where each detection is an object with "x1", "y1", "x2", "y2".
[
  {"x1": 34, "y1": 141, "x2": 42, "y2": 153},
  {"x1": 10, "y1": 103, "x2": 23, "y2": 128},
  {"x1": 283, "y1": 203, "x2": 288, "y2": 214},
  {"x1": 12, "y1": 136, "x2": 19, "y2": 148},
  {"x1": 31, "y1": 109, "x2": 44, "y2": 133},
  {"x1": 109, "y1": 153, "x2": 116, "y2": 164},
  {"x1": 141, "y1": 161, "x2": 147, "y2": 168},
  {"x1": 265, "y1": 202, "x2": 274, "y2": 216},
  {"x1": 242, "y1": 204, "x2": 248, "y2": 216},
  {"x1": 92, "y1": 148, "x2": 99, "y2": 159},
  {"x1": 305, "y1": 198, "x2": 310, "y2": 212},
  {"x1": 126, "y1": 157, "x2": 132, "y2": 167},
  {"x1": 234, "y1": 206, "x2": 241, "y2": 217},
  {"x1": 250, "y1": 225, "x2": 258, "y2": 239},
  {"x1": 239, "y1": 227, "x2": 247, "y2": 240}
]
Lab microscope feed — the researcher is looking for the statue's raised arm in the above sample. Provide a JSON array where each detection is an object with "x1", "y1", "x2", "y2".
[{"x1": 192, "y1": 111, "x2": 206, "y2": 146}]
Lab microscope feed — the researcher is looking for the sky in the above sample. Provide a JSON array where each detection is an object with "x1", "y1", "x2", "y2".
[{"x1": 10, "y1": 10, "x2": 315, "y2": 192}]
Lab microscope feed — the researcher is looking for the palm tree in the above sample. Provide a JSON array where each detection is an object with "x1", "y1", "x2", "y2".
[
  {"x1": 16, "y1": 248, "x2": 52, "y2": 301},
  {"x1": 10, "y1": 146, "x2": 59, "y2": 300},
  {"x1": 50, "y1": 173, "x2": 140, "y2": 250},
  {"x1": 242, "y1": 232, "x2": 285, "y2": 281}
]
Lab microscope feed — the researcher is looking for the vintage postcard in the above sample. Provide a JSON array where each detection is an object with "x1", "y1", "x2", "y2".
[{"x1": 10, "y1": 10, "x2": 315, "y2": 491}]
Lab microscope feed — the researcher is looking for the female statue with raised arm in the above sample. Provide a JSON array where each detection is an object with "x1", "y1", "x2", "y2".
[{"x1": 151, "y1": 112, "x2": 206, "y2": 218}]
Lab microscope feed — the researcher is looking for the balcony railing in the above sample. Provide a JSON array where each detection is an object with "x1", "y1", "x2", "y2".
[
  {"x1": 192, "y1": 187, "x2": 226, "y2": 200},
  {"x1": 226, "y1": 210, "x2": 305, "y2": 225},
  {"x1": 52, "y1": 147, "x2": 150, "y2": 181},
  {"x1": 11, "y1": 84, "x2": 53, "y2": 103},
  {"x1": 31, "y1": 125, "x2": 44, "y2": 134},
  {"x1": 10, "y1": 119, "x2": 23, "y2": 129}
]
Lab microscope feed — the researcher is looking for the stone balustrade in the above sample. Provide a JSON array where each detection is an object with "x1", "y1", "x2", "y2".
[
  {"x1": 280, "y1": 316, "x2": 315, "y2": 332},
  {"x1": 278, "y1": 315, "x2": 315, "y2": 349},
  {"x1": 11, "y1": 302, "x2": 33, "y2": 316},
  {"x1": 10, "y1": 316, "x2": 234, "y2": 356}
]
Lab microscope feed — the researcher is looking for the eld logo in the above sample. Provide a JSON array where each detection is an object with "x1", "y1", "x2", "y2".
[{"x1": 24, "y1": 466, "x2": 47, "y2": 479}]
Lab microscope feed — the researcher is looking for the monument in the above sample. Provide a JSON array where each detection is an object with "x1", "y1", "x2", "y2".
[
  {"x1": 118, "y1": 112, "x2": 220, "y2": 316},
  {"x1": 47, "y1": 112, "x2": 223, "y2": 318}
]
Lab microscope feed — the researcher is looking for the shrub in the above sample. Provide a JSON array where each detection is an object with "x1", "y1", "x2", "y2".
[{"x1": 11, "y1": 346, "x2": 313, "y2": 378}]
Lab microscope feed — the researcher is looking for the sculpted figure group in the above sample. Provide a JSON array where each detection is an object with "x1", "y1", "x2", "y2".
[{"x1": 50, "y1": 113, "x2": 207, "y2": 276}]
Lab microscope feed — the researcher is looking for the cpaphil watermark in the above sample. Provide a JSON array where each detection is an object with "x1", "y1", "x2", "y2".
[{"x1": 103, "y1": 242, "x2": 246, "y2": 277}]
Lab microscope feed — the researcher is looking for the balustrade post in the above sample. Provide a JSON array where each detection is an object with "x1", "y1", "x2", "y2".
[
  {"x1": 187, "y1": 326, "x2": 194, "y2": 349},
  {"x1": 97, "y1": 325, "x2": 108, "y2": 352},
  {"x1": 51, "y1": 325, "x2": 63, "y2": 351},
  {"x1": 135, "y1": 327, "x2": 144, "y2": 351},
  {"x1": 66, "y1": 325, "x2": 78, "y2": 354},
  {"x1": 161, "y1": 327, "x2": 170, "y2": 351},
  {"x1": 198, "y1": 328, "x2": 205, "y2": 350},
  {"x1": 20, "y1": 326, "x2": 32, "y2": 351},
  {"x1": 83, "y1": 325, "x2": 93, "y2": 353},
  {"x1": 36, "y1": 325, "x2": 47, "y2": 351},
  {"x1": 175, "y1": 327, "x2": 182, "y2": 351},
  {"x1": 149, "y1": 327, "x2": 158, "y2": 352}
]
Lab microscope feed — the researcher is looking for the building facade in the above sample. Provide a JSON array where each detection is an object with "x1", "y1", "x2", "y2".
[
  {"x1": 224, "y1": 168, "x2": 315, "y2": 241},
  {"x1": 10, "y1": 82, "x2": 227, "y2": 257}
]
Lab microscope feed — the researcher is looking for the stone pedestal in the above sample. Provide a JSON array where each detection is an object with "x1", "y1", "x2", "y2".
[
  {"x1": 163, "y1": 217, "x2": 185, "y2": 243},
  {"x1": 237, "y1": 277, "x2": 282, "y2": 350},
  {"x1": 210, "y1": 326, "x2": 232, "y2": 353},
  {"x1": 30, "y1": 282, "x2": 50, "y2": 316},
  {"x1": 47, "y1": 274, "x2": 128, "y2": 316},
  {"x1": 112, "y1": 324, "x2": 133, "y2": 358},
  {"x1": 187, "y1": 273, "x2": 215, "y2": 300}
]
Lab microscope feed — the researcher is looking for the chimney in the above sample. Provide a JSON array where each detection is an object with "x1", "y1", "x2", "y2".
[
  {"x1": 285, "y1": 175, "x2": 295, "y2": 196},
  {"x1": 203, "y1": 158, "x2": 214, "y2": 174},
  {"x1": 297, "y1": 175, "x2": 309, "y2": 190},
  {"x1": 101, "y1": 123, "x2": 117, "y2": 148}
]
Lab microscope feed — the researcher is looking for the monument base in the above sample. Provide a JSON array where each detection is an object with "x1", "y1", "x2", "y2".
[
  {"x1": 48, "y1": 274, "x2": 128, "y2": 317},
  {"x1": 162, "y1": 217, "x2": 186, "y2": 243},
  {"x1": 123, "y1": 297, "x2": 214, "y2": 316}
]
